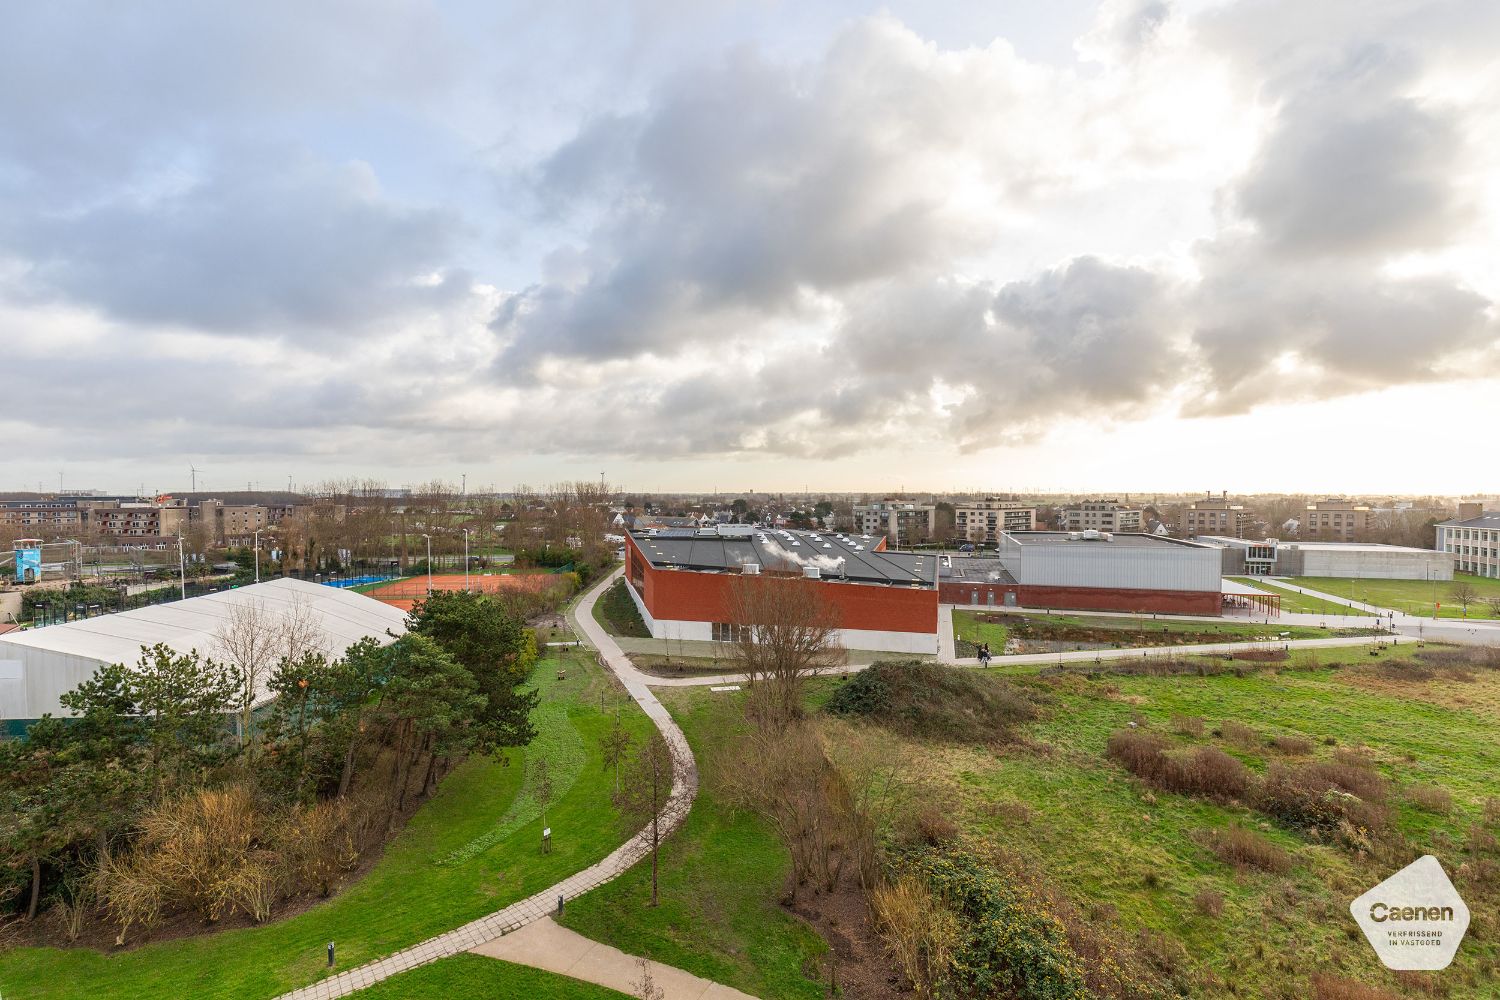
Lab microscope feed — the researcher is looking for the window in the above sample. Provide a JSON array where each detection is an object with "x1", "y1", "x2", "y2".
[{"x1": 712, "y1": 622, "x2": 751, "y2": 643}]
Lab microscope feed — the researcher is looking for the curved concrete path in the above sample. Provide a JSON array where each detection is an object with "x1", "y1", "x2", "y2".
[
  {"x1": 472, "y1": 916, "x2": 754, "y2": 999},
  {"x1": 275, "y1": 569, "x2": 698, "y2": 1000}
]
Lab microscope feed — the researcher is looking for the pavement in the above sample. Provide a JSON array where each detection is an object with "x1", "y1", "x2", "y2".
[
  {"x1": 1260, "y1": 579, "x2": 1500, "y2": 646},
  {"x1": 274, "y1": 568, "x2": 701, "y2": 1000},
  {"x1": 471, "y1": 916, "x2": 755, "y2": 999}
]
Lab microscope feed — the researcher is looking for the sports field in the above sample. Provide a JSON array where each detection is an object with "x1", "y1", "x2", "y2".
[{"x1": 365, "y1": 572, "x2": 566, "y2": 611}]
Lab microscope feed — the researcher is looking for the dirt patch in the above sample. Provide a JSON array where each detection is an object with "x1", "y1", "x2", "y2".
[{"x1": 784, "y1": 874, "x2": 904, "y2": 1000}]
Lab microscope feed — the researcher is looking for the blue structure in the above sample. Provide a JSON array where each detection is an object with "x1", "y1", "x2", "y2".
[{"x1": 14, "y1": 541, "x2": 42, "y2": 584}]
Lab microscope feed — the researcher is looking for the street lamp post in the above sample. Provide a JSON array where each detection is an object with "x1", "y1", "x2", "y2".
[
  {"x1": 463, "y1": 528, "x2": 471, "y2": 592},
  {"x1": 422, "y1": 534, "x2": 432, "y2": 593},
  {"x1": 176, "y1": 530, "x2": 187, "y2": 600}
]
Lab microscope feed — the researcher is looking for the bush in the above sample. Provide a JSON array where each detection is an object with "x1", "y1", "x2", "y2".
[
  {"x1": 1255, "y1": 763, "x2": 1390, "y2": 834},
  {"x1": 1270, "y1": 735, "x2": 1314, "y2": 755},
  {"x1": 825, "y1": 660, "x2": 1047, "y2": 741},
  {"x1": 872, "y1": 873, "x2": 961, "y2": 995},
  {"x1": 1219, "y1": 720, "x2": 1260, "y2": 749},
  {"x1": 1171, "y1": 715, "x2": 1204, "y2": 738},
  {"x1": 1106, "y1": 731, "x2": 1251, "y2": 802},
  {"x1": 1405, "y1": 783, "x2": 1453, "y2": 814},
  {"x1": 906, "y1": 848, "x2": 1089, "y2": 1000},
  {"x1": 1208, "y1": 826, "x2": 1292, "y2": 874},
  {"x1": 1193, "y1": 887, "x2": 1224, "y2": 917}
]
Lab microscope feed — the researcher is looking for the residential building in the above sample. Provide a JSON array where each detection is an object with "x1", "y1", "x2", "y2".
[
  {"x1": 0, "y1": 498, "x2": 88, "y2": 533},
  {"x1": 1060, "y1": 499, "x2": 1143, "y2": 533},
  {"x1": 1435, "y1": 503, "x2": 1500, "y2": 579},
  {"x1": 853, "y1": 501, "x2": 937, "y2": 545},
  {"x1": 1303, "y1": 499, "x2": 1370, "y2": 542},
  {"x1": 1182, "y1": 493, "x2": 1254, "y2": 538},
  {"x1": 953, "y1": 498, "x2": 1036, "y2": 544}
]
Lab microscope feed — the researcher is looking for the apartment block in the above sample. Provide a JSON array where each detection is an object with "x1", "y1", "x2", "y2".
[
  {"x1": 1303, "y1": 499, "x2": 1369, "y2": 542},
  {"x1": 953, "y1": 498, "x2": 1037, "y2": 544},
  {"x1": 853, "y1": 501, "x2": 936, "y2": 545},
  {"x1": 1183, "y1": 493, "x2": 1254, "y2": 538},
  {"x1": 1061, "y1": 499, "x2": 1143, "y2": 533}
]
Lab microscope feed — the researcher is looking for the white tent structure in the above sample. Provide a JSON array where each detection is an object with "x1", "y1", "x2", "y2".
[{"x1": 0, "y1": 578, "x2": 407, "y2": 723}]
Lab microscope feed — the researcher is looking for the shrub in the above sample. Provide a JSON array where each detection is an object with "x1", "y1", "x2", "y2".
[
  {"x1": 1309, "y1": 973, "x2": 1401, "y2": 1000},
  {"x1": 1193, "y1": 887, "x2": 1224, "y2": 917},
  {"x1": 1106, "y1": 731, "x2": 1250, "y2": 802},
  {"x1": 1171, "y1": 715, "x2": 1204, "y2": 738},
  {"x1": 1208, "y1": 826, "x2": 1292, "y2": 874},
  {"x1": 1256, "y1": 763, "x2": 1390, "y2": 834},
  {"x1": 1219, "y1": 720, "x2": 1260, "y2": 749},
  {"x1": 1405, "y1": 783, "x2": 1453, "y2": 814},
  {"x1": 825, "y1": 660, "x2": 1046, "y2": 741},
  {"x1": 914, "y1": 808, "x2": 960, "y2": 846},
  {"x1": 1270, "y1": 735, "x2": 1314, "y2": 755},
  {"x1": 1231, "y1": 648, "x2": 1289, "y2": 662},
  {"x1": 871, "y1": 873, "x2": 961, "y2": 995},
  {"x1": 906, "y1": 848, "x2": 1089, "y2": 1000}
]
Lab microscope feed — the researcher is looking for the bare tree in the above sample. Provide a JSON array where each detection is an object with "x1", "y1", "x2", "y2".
[
  {"x1": 1484, "y1": 596, "x2": 1500, "y2": 619},
  {"x1": 727, "y1": 575, "x2": 843, "y2": 729},
  {"x1": 533, "y1": 756, "x2": 554, "y2": 853},
  {"x1": 599, "y1": 714, "x2": 632, "y2": 794},
  {"x1": 215, "y1": 600, "x2": 280, "y2": 748},
  {"x1": 614, "y1": 731, "x2": 673, "y2": 907},
  {"x1": 1450, "y1": 581, "x2": 1479, "y2": 618}
]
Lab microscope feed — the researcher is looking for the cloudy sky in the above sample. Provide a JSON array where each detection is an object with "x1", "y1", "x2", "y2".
[{"x1": 4, "y1": 0, "x2": 1497, "y2": 496}]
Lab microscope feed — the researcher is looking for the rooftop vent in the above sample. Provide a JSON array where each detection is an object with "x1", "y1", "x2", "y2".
[
  {"x1": 803, "y1": 566, "x2": 821, "y2": 579},
  {"x1": 742, "y1": 563, "x2": 761, "y2": 575}
]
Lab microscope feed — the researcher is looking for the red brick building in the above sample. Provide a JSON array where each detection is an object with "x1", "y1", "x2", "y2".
[{"x1": 624, "y1": 527, "x2": 939, "y2": 654}]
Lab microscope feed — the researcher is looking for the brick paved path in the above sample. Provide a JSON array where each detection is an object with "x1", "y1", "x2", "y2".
[{"x1": 276, "y1": 568, "x2": 698, "y2": 1000}]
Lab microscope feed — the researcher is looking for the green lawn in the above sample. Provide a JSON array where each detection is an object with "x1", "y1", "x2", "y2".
[
  {"x1": 1228, "y1": 577, "x2": 1374, "y2": 616},
  {"x1": 558, "y1": 688, "x2": 827, "y2": 1000},
  {"x1": 1291, "y1": 575, "x2": 1500, "y2": 618},
  {"x1": 362, "y1": 954, "x2": 628, "y2": 999},
  {"x1": 592, "y1": 579, "x2": 650, "y2": 639},
  {"x1": 952, "y1": 609, "x2": 1361, "y2": 657},
  {"x1": 823, "y1": 649, "x2": 1500, "y2": 998},
  {"x1": 0, "y1": 648, "x2": 653, "y2": 1000}
]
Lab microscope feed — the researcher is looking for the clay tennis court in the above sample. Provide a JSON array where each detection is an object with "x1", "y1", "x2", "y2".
[{"x1": 364, "y1": 572, "x2": 566, "y2": 611}]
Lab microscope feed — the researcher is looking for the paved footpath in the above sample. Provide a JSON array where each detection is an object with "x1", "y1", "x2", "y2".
[
  {"x1": 275, "y1": 568, "x2": 700, "y2": 1000},
  {"x1": 472, "y1": 915, "x2": 755, "y2": 999}
]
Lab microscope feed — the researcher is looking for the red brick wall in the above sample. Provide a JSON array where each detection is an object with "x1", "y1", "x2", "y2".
[
  {"x1": 939, "y1": 579, "x2": 1220, "y2": 615},
  {"x1": 1019, "y1": 584, "x2": 1221, "y2": 616},
  {"x1": 628, "y1": 536, "x2": 937, "y2": 634}
]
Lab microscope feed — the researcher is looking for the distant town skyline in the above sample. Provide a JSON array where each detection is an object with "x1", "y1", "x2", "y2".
[{"x1": 5, "y1": 1, "x2": 1497, "y2": 496}]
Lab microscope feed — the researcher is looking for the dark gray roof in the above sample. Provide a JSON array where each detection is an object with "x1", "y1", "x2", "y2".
[
  {"x1": 1438, "y1": 513, "x2": 1500, "y2": 528},
  {"x1": 1004, "y1": 531, "x2": 1212, "y2": 549},
  {"x1": 940, "y1": 558, "x2": 1017, "y2": 585},
  {"x1": 630, "y1": 528, "x2": 936, "y2": 588}
]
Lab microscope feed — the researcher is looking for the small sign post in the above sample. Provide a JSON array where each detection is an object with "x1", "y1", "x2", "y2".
[{"x1": 327, "y1": 941, "x2": 335, "y2": 968}]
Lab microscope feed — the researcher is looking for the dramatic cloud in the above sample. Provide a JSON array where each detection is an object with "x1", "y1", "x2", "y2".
[{"x1": 1, "y1": 0, "x2": 1496, "y2": 488}]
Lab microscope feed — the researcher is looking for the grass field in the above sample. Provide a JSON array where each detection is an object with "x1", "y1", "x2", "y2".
[
  {"x1": 592, "y1": 579, "x2": 650, "y2": 639},
  {"x1": 1291, "y1": 574, "x2": 1500, "y2": 618},
  {"x1": 361, "y1": 954, "x2": 628, "y2": 999},
  {"x1": 558, "y1": 688, "x2": 828, "y2": 1000},
  {"x1": 1228, "y1": 577, "x2": 1375, "y2": 616},
  {"x1": 951, "y1": 609, "x2": 1367, "y2": 657},
  {"x1": 814, "y1": 647, "x2": 1500, "y2": 998},
  {"x1": 0, "y1": 648, "x2": 654, "y2": 1000}
]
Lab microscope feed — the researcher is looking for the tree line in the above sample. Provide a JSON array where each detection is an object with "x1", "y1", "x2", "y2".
[{"x1": 0, "y1": 589, "x2": 538, "y2": 944}]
